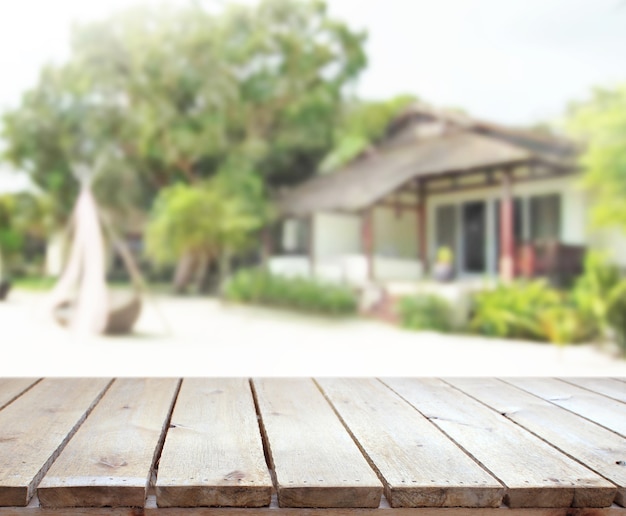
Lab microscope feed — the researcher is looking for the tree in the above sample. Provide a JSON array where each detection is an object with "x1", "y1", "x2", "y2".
[
  {"x1": 145, "y1": 161, "x2": 269, "y2": 292},
  {"x1": 318, "y1": 94, "x2": 417, "y2": 173},
  {"x1": 0, "y1": 192, "x2": 54, "y2": 278},
  {"x1": 3, "y1": 0, "x2": 366, "y2": 204},
  {"x1": 567, "y1": 84, "x2": 626, "y2": 230},
  {"x1": 2, "y1": 0, "x2": 367, "y2": 287}
]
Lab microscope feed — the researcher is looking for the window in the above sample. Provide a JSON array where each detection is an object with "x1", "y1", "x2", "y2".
[
  {"x1": 435, "y1": 204, "x2": 458, "y2": 263},
  {"x1": 530, "y1": 194, "x2": 561, "y2": 241},
  {"x1": 281, "y1": 218, "x2": 309, "y2": 254}
]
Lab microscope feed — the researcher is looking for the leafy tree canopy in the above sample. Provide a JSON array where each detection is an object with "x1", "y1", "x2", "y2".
[
  {"x1": 568, "y1": 84, "x2": 626, "y2": 231},
  {"x1": 2, "y1": 0, "x2": 368, "y2": 226},
  {"x1": 318, "y1": 94, "x2": 417, "y2": 173},
  {"x1": 145, "y1": 166, "x2": 269, "y2": 267}
]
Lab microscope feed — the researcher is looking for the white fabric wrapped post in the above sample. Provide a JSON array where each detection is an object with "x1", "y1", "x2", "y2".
[{"x1": 46, "y1": 187, "x2": 108, "y2": 335}]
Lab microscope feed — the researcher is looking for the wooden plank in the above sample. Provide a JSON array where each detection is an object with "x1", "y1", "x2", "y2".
[
  {"x1": 0, "y1": 378, "x2": 111, "y2": 506},
  {"x1": 252, "y1": 378, "x2": 382, "y2": 508},
  {"x1": 558, "y1": 378, "x2": 626, "y2": 404},
  {"x1": 0, "y1": 379, "x2": 39, "y2": 411},
  {"x1": 156, "y1": 378, "x2": 272, "y2": 508},
  {"x1": 503, "y1": 378, "x2": 626, "y2": 438},
  {"x1": 37, "y1": 378, "x2": 180, "y2": 508},
  {"x1": 382, "y1": 378, "x2": 616, "y2": 508},
  {"x1": 446, "y1": 377, "x2": 626, "y2": 506},
  {"x1": 316, "y1": 378, "x2": 504, "y2": 508},
  {"x1": 3, "y1": 495, "x2": 626, "y2": 515}
]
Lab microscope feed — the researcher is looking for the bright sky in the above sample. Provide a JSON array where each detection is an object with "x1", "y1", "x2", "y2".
[{"x1": 0, "y1": 0, "x2": 625, "y2": 126}]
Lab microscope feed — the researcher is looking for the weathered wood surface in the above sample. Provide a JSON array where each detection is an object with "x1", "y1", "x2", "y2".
[
  {"x1": 0, "y1": 379, "x2": 111, "y2": 506},
  {"x1": 503, "y1": 377, "x2": 626, "y2": 438},
  {"x1": 1, "y1": 377, "x2": 626, "y2": 514},
  {"x1": 446, "y1": 377, "x2": 626, "y2": 506},
  {"x1": 383, "y1": 378, "x2": 616, "y2": 508},
  {"x1": 156, "y1": 378, "x2": 272, "y2": 508},
  {"x1": 559, "y1": 377, "x2": 626, "y2": 404},
  {"x1": 316, "y1": 378, "x2": 504, "y2": 508},
  {"x1": 1, "y1": 495, "x2": 626, "y2": 515},
  {"x1": 37, "y1": 378, "x2": 179, "y2": 508},
  {"x1": 252, "y1": 378, "x2": 383, "y2": 508},
  {"x1": 0, "y1": 379, "x2": 39, "y2": 411}
]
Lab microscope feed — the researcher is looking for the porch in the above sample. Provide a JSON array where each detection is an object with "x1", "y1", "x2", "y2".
[
  {"x1": 0, "y1": 377, "x2": 625, "y2": 513},
  {"x1": 270, "y1": 106, "x2": 586, "y2": 288}
]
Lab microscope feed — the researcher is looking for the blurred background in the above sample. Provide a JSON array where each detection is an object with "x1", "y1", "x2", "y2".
[{"x1": 1, "y1": 0, "x2": 626, "y2": 374}]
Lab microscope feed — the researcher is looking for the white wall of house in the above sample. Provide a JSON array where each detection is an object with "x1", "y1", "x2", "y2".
[
  {"x1": 372, "y1": 206, "x2": 418, "y2": 259},
  {"x1": 270, "y1": 210, "x2": 423, "y2": 285},
  {"x1": 312, "y1": 212, "x2": 361, "y2": 261}
]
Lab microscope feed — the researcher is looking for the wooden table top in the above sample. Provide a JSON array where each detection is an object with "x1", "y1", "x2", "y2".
[{"x1": 0, "y1": 377, "x2": 624, "y2": 515}]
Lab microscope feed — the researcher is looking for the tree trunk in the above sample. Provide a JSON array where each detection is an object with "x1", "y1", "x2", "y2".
[
  {"x1": 194, "y1": 253, "x2": 210, "y2": 294},
  {"x1": 218, "y1": 248, "x2": 232, "y2": 292},
  {"x1": 172, "y1": 252, "x2": 198, "y2": 294}
]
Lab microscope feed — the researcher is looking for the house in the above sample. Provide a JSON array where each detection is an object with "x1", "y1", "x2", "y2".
[{"x1": 265, "y1": 104, "x2": 626, "y2": 294}]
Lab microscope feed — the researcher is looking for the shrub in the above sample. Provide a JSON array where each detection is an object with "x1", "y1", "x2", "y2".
[
  {"x1": 397, "y1": 294, "x2": 453, "y2": 332},
  {"x1": 537, "y1": 305, "x2": 597, "y2": 346},
  {"x1": 469, "y1": 280, "x2": 595, "y2": 344},
  {"x1": 571, "y1": 251, "x2": 622, "y2": 336},
  {"x1": 469, "y1": 280, "x2": 559, "y2": 341},
  {"x1": 223, "y1": 268, "x2": 357, "y2": 316}
]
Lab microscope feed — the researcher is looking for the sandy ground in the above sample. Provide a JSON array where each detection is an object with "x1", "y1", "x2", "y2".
[{"x1": 1, "y1": 289, "x2": 625, "y2": 377}]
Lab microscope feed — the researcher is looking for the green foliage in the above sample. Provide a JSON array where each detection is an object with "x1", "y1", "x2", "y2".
[
  {"x1": 397, "y1": 294, "x2": 453, "y2": 332},
  {"x1": 470, "y1": 281, "x2": 556, "y2": 340},
  {"x1": 606, "y1": 280, "x2": 626, "y2": 355},
  {"x1": 2, "y1": 0, "x2": 367, "y2": 227},
  {"x1": 570, "y1": 251, "x2": 621, "y2": 335},
  {"x1": 567, "y1": 84, "x2": 626, "y2": 231},
  {"x1": 223, "y1": 269, "x2": 357, "y2": 315},
  {"x1": 0, "y1": 192, "x2": 55, "y2": 278},
  {"x1": 145, "y1": 169, "x2": 267, "y2": 266},
  {"x1": 319, "y1": 94, "x2": 417, "y2": 173},
  {"x1": 537, "y1": 305, "x2": 596, "y2": 347},
  {"x1": 469, "y1": 280, "x2": 595, "y2": 344}
]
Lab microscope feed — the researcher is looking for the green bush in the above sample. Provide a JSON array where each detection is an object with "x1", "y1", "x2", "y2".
[
  {"x1": 571, "y1": 251, "x2": 622, "y2": 336},
  {"x1": 223, "y1": 269, "x2": 357, "y2": 316},
  {"x1": 397, "y1": 294, "x2": 453, "y2": 332},
  {"x1": 607, "y1": 280, "x2": 626, "y2": 355},
  {"x1": 469, "y1": 280, "x2": 594, "y2": 344},
  {"x1": 470, "y1": 280, "x2": 557, "y2": 341}
]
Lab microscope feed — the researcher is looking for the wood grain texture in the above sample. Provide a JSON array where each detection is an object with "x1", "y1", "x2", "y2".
[
  {"x1": 252, "y1": 378, "x2": 383, "y2": 508},
  {"x1": 446, "y1": 378, "x2": 626, "y2": 506},
  {"x1": 2, "y1": 495, "x2": 626, "y2": 515},
  {"x1": 503, "y1": 378, "x2": 626, "y2": 438},
  {"x1": 382, "y1": 378, "x2": 615, "y2": 509},
  {"x1": 0, "y1": 378, "x2": 111, "y2": 506},
  {"x1": 558, "y1": 378, "x2": 626, "y2": 404},
  {"x1": 0, "y1": 379, "x2": 39, "y2": 411},
  {"x1": 156, "y1": 378, "x2": 272, "y2": 508},
  {"x1": 37, "y1": 378, "x2": 180, "y2": 508},
  {"x1": 316, "y1": 378, "x2": 504, "y2": 508}
]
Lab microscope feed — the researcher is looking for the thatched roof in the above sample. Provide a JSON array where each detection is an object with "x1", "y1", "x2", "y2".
[{"x1": 276, "y1": 104, "x2": 578, "y2": 217}]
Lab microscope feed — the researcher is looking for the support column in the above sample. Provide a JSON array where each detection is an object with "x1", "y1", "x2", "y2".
[
  {"x1": 417, "y1": 181, "x2": 428, "y2": 274},
  {"x1": 499, "y1": 169, "x2": 515, "y2": 282},
  {"x1": 307, "y1": 215, "x2": 316, "y2": 278},
  {"x1": 361, "y1": 208, "x2": 374, "y2": 282}
]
